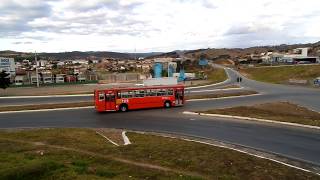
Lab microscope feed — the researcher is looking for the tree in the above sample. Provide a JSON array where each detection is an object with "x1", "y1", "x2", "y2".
[{"x1": 0, "y1": 70, "x2": 11, "y2": 89}]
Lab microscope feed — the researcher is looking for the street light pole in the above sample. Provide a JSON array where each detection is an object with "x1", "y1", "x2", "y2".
[
  {"x1": 35, "y1": 51, "x2": 39, "y2": 87},
  {"x1": 167, "y1": 62, "x2": 170, "y2": 77}
]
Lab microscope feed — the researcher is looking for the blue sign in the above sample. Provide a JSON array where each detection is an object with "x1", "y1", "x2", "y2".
[
  {"x1": 178, "y1": 69, "x2": 185, "y2": 82},
  {"x1": 199, "y1": 58, "x2": 208, "y2": 66},
  {"x1": 153, "y1": 62, "x2": 162, "y2": 78},
  {"x1": 168, "y1": 64, "x2": 175, "y2": 77}
]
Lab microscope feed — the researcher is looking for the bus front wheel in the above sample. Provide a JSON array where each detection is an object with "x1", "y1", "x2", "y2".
[
  {"x1": 119, "y1": 104, "x2": 128, "y2": 112},
  {"x1": 164, "y1": 101, "x2": 171, "y2": 108}
]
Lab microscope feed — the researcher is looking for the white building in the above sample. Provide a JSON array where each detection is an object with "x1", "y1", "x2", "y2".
[
  {"x1": 72, "y1": 60, "x2": 88, "y2": 65},
  {"x1": 0, "y1": 57, "x2": 15, "y2": 76},
  {"x1": 265, "y1": 48, "x2": 319, "y2": 64},
  {"x1": 14, "y1": 75, "x2": 24, "y2": 85},
  {"x1": 31, "y1": 75, "x2": 41, "y2": 84},
  {"x1": 55, "y1": 74, "x2": 65, "y2": 83},
  {"x1": 143, "y1": 77, "x2": 178, "y2": 86},
  {"x1": 36, "y1": 60, "x2": 48, "y2": 67}
]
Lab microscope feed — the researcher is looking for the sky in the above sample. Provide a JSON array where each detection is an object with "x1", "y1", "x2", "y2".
[{"x1": 1, "y1": 0, "x2": 320, "y2": 53}]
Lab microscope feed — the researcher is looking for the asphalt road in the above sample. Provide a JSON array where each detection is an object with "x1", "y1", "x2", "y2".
[
  {"x1": 1, "y1": 107, "x2": 320, "y2": 166},
  {"x1": 1, "y1": 65, "x2": 320, "y2": 167}
]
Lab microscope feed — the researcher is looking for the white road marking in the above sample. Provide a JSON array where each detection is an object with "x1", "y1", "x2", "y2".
[
  {"x1": 122, "y1": 131, "x2": 131, "y2": 145},
  {"x1": 96, "y1": 131, "x2": 119, "y2": 146},
  {"x1": 183, "y1": 111, "x2": 320, "y2": 130}
]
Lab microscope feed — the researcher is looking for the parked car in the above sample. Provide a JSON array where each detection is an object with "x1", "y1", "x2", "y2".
[{"x1": 314, "y1": 77, "x2": 320, "y2": 86}]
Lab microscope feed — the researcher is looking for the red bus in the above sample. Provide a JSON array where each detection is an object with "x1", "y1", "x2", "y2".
[{"x1": 94, "y1": 84, "x2": 185, "y2": 112}]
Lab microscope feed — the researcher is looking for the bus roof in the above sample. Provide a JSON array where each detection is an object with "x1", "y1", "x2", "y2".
[{"x1": 94, "y1": 84, "x2": 185, "y2": 92}]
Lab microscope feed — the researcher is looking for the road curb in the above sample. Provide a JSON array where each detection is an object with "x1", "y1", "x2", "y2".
[{"x1": 182, "y1": 111, "x2": 320, "y2": 130}]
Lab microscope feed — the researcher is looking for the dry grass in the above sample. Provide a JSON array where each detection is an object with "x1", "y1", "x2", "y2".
[
  {"x1": 239, "y1": 65, "x2": 320, "y2": 84},
  {"x1": 0, "y1": 128, "x2": 318, "y2": 179},
  {"x1": 0, "y1": 102, "x2": 93, "y2": 112},
  {"x1": 186, "y1": 90, "x2": 257, "y2": 100},
  {"x1": 200, "y1": 102, "x2": 320, "y2": 127},
  {"x1": 214, "y1": 59, "x2": 235, "y2": 66}
]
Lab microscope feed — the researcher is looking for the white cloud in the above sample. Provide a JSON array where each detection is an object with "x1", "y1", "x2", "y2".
[{"x1": 0, "y1": 0, "x2": 320, "y2": 52}]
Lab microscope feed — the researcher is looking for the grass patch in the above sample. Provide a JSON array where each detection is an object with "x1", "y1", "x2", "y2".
[
  {"x1": 187, "y1": 68, "x2": 228, "y2": 87},
  {"x1": 206, "y1": 68, "x2": 228, "y2": 83},
  {"x1": 239, "y1": 64, "x2": 320, "y2": 84},
  {"x1": 199, "y1": 102, "x2": 320, "y2": 127},
  {"x1": 186, "y1": 90, "x2": 257, "y2": 100},
  {"x1": 206, "y1": 68, "x2": 228, "y2": 84},
  {"x1": 0, "y1": 102, "x2": 93, "y2": 112},
  {"x1": 0, "y1": 128, "x2": 318, "y2": 179}
]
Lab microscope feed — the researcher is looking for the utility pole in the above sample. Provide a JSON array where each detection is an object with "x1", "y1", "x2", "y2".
[
  {"x1": 167, "y1": 62, "x2": 170, "y2": 77},
  {"x1": 35, "y1": 51, "x2": 39, "y2": 87}
]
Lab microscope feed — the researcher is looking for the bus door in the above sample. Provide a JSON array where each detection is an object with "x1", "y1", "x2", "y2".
[
  {"x1": 95, "y1": 90, "x2": 106, "y2": 112},
  {"x1": 105, "y1": 91, "x2": 116, "y2": 111},
  {"x1": 175, "y1": 88, "x2": 184, "y2": 106}
]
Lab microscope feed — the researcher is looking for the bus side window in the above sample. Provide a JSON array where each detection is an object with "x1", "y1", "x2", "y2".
[
  {"x1": 109, "y1": 94, "x2": 115, "y2": 101},
  {"x1": 146, "y1": 89, "x2": 153, "y2": 96},
  {"x1": 127, "y1": 91, "x2": 133, "y2": 98},
  {"x1": 167, "y1": 89, "x2": 173, "y2": 95},
  {"x1": 157, "y1": 89, "x2": 166, "y2": 96},
  {"x1": 145, "y1": 90, "x2": 150, "y2": 96},
  {"x1": 134, "y1": 90, "x2": 145, "y2": 97},
  {"x1": 99, "y1": 92, "x2": 105, "y2": 101},
  {"x1": 117, "y1": 91, "x2": 121, "y2": 98},
  {"x1": 121, "y1": 91, "x2": 128, "y2": 98},
  {"x1": 150, "y1": 89, "x2": 157, "y2": 96},
  {"x1": 140, "y1": 90, "x2": 145, "y2": 97}
]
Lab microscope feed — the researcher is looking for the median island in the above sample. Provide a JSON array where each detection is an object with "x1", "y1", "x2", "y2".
[
  {"x1": 0, "y1": 128, "x2": 317, "y2": 179},
  {"x1": 198, "y1": 102, "x2": 320, "y2": 127},
  {"x1": 0, "y1": 90, "x2": 257, "y2": 112},
  {"x1": 0, "y1": 102, "x2": 93, "y2": 112},
  {"x1": 186, "y1": 90, "x2": 257, "y2": 100}
]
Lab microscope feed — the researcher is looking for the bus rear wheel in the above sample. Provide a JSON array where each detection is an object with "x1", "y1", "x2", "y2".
[
  {"x1": 164, "y1": 101, "x2": 171, "y2": 108},
  {"x1": 119, "y1": 104, "x2": 128, "y2": 112}
]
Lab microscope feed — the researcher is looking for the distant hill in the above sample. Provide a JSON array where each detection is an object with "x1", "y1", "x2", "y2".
[
  {"x1": 1, "y1": 41, "x2": 319, "y2": 61},
  {"x1": 0, "y1": 51, "x2": 163, "y2": 61},
  {"x1": 150, "y1": 41, "x2": 320, "y2": 60}
]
